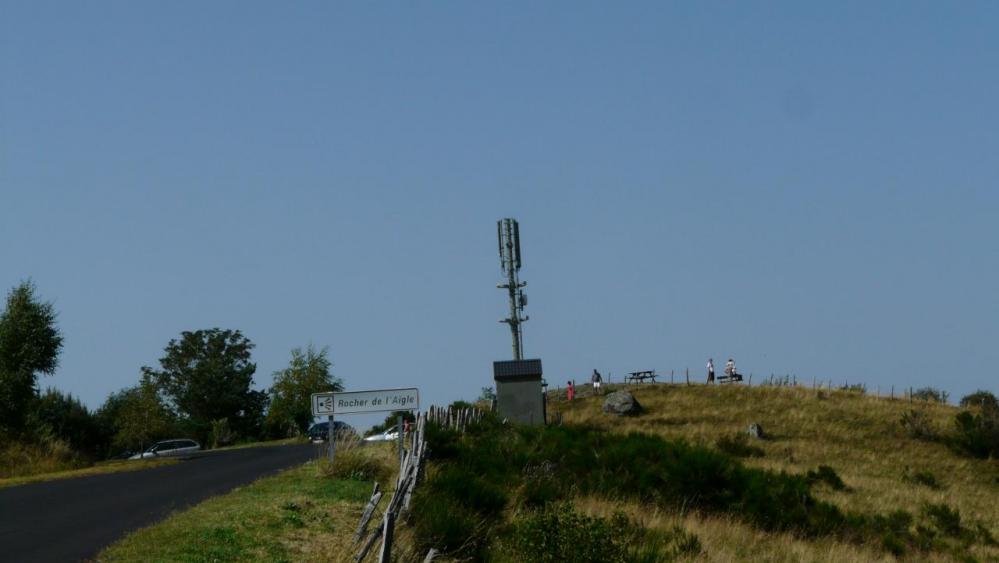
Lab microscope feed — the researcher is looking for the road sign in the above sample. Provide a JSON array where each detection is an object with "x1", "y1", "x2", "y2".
[
  {"x1": 312, "y1": 393, "x2": 336, "y2": 416},
  {"x1": 311, "y1": 387, "x2": 419, "y2": 416}
]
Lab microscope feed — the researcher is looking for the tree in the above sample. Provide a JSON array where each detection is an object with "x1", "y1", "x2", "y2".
[
  {"x1": 98, "y1": 377, "x2": 176, "y2": 454},
  {"x1": 142, "y1": 329, "x2": 263, "y2": 443},
  {"x1": 0, "y1": 281, "x2": 63, "y2": 435},
  {"x1": 266, "y1": 344, "x2": 342, "y2": 437},
  {"x1": 30, "y1": 388, "x2": 102, "y2": 456}
]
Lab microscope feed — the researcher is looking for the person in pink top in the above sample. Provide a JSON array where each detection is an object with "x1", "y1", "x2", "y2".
[{"x1": 567, "y1": 380, "x2": 575, "y2": 401}]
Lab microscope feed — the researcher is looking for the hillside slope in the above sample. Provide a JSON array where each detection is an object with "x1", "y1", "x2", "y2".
[{"x1": 546, "y1": 383, "x2": 998, "y2": 562}]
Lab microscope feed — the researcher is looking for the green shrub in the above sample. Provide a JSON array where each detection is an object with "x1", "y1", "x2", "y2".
[
  {"x1": 320, "y1": 446, "x2": 390, "y2": 482},
  {"x1": 903, "y1": 468, "x2": 941, "y2": 489},
  {"x1": 210, "y1": 418, "x2": 234, "y2": 448},
  {"x1": 507, "y1": 503, "x2": 701, "y2": 563},
  {"x1": 922, "y1": 503, "x2": 963, "y2": 538},
  {"x1": 839, "y1": 383, "x2": 866, "y2": 394},
  {"x1": 900, "y1": 409, "x2": 936, "y2": 440},
  {"x1": 410, "y1": 493, "x2": 486, "y2": 558},
  {"x1": 951, "y1": 410, "x2": 999, "y2": 458},
  {"x1": 509, "y1": 503, "x2": 628, "y2": 563},
  {"x1": 806, "y1": 465, "x2": 847, "y2": 491},
  {"x1": 715, "y1": 433, "x2": 765, "y2": 458},
  {"x1": 912, "y1": 387, "x2": 949, "y2": 403},
  {"x1": 959, "y1": 390, "x2": 998, "y2": 412}
]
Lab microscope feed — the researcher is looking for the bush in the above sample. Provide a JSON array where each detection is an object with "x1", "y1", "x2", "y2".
[
  {"x1": 715, "y1": 433, "x2": 765, "y2": 458},
  {"x1": 922, "y1": 503, "x2": 963, "y2": 538},
  {"x1": 0, "y1": 435, "x2": 85, "y2": 479},
  {"x1": 410, "y1": 493, "x2": 487, "y2": 558},
  {"x1": 806, "y1": 465, "x2": 847, "y2": 491},
  {"x1": 900, "y1": 409, "x2": 936, "y2": 440},
  {"x1": 903, "y1": 468, "x2": 941, "y2": 489},
  {"x1": 509, "y1": 503, "x2": 628, "y2": 563},
  {"x1": 839, "y1": 383, "x2": 866, "y2": 394},
  {"x1": 911, "y1": 387, "x2": 949, "y2": 403},
  {"x1": 210, "y1": 418, "x2": 234, "y2": 448},
  {"x1": 951, "y1": 410, "x2": 999, "y2": 459},
  {"x1": 959, "y1": 390, "x2": 998, "y2": 411},
  {"x1": 321, "y1": 440, "x2": 391, "y2": 482},
  {"x1": 30, "y1": 388, "x2": 105, "y2": 457},
  {"x1": 507, "y1": 503, "x2": 701, "y2": 563}
]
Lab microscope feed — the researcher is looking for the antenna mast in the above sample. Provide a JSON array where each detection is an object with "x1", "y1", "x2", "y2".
[{"x1": 497, "y1": 218, "x2": 528, "y2": 359}]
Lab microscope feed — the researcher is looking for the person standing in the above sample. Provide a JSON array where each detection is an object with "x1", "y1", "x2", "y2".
[
  {"x1": 591, "y1": 369, "x2": 603, "y2": 394},
  {"x1": 706, "y1": 358, "x2": 715, "y2": 383},
  {"x1": 725, "y1": 358, "x2": 735, "y2": 379},
  {"x1": 567, "y1": 380, "x2": 575, "y2": 401}
]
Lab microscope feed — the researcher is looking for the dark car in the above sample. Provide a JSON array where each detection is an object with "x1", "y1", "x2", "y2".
[{"x1": 308, "y1": 421, "x2": 356, "y2": 442}]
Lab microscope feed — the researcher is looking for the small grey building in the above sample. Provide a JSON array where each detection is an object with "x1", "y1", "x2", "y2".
[{"x1": 493, "y1": 359, "x2": 544, "y2": 425}]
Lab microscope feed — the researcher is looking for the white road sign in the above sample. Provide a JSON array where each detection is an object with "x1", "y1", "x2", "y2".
[
  {"x1": 312, "y1": 387, "x2": 419, "y2": 416},
  {"x1": 312, "y1": 393, "x2": 336, "y2": 416}
]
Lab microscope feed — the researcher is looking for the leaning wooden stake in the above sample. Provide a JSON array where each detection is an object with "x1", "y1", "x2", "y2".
[
  {"x1": 355, "y1": 525, "x2": 382, "y2": 562},
  {"x1": 353, "y1": 484, "x2": 383, "y2": 543},
  {"x1": 378, "y1": 511, "x2": 395, "y2": 563}
]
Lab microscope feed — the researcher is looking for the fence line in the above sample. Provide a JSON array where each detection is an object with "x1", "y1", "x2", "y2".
[{"x1": 352, "y1": 405, "x2": 479, "y2": 563}]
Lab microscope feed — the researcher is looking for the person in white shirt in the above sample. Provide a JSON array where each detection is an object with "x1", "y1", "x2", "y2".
[
  {"x1": 725, "y1": 358, "x2": 735, "y2": 378},
  {"x1": 707, "y1": 359, "x2": 715, "y2": 383}
]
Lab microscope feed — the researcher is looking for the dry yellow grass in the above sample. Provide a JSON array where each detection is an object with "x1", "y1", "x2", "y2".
[{"x1": 551, "y1": 382, "x2": 999, "y2": 561}]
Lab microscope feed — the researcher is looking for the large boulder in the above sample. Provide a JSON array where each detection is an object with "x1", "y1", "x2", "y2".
[{"x1": 603, "y1": 390, "x2": 641, "y2": 416}]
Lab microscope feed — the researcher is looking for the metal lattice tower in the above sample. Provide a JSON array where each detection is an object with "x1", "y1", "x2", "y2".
[{"x1": 497, "y1": 218, "x2": 528, "y2": 360}]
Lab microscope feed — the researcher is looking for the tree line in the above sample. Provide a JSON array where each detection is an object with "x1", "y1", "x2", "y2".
[{"x1": 0, "y1": 281, "x2": 343, "y2": 461}]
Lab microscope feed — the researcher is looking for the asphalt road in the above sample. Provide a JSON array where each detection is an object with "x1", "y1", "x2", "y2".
[{"x1": 0, "y1": 443, "x2": 321, "y2": 562}]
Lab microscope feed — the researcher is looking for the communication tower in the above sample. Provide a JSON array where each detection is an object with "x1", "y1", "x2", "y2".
[{"x1": 497, "y1": 218, "x2": 528, "y2": 359}]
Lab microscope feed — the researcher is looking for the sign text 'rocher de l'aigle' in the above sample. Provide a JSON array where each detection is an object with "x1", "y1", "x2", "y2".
[{"x1": 311, "y1": 388, "x2": 419, "y2": 417}]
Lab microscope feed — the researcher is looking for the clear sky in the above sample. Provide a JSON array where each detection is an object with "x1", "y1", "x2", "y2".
[{"x1": 2, "y1": 2, "x2": 997, "y2": 421}]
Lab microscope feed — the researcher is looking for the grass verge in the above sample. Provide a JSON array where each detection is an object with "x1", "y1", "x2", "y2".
[
  {"x1": 0, "y1": 458, "x2": 177, "y2": 489},
  {"x1": 98, "y1": 442, "x2": 397, "y2": 562}
]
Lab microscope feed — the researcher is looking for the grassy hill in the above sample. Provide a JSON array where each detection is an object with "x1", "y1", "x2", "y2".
[
  {"x1": 541, "y1": 383, "x2": 999, "y2": 562},
  {"x1": 403, "y1": 383, "x2": 998, "y2": 562}
]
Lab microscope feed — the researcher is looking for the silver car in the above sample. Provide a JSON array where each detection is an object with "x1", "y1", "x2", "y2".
[
  {"x1": 363, "y1": 426, "x2": 401, "y2": 443},
  {"x1": 129, "y1": 439, "x2": 201, "y2": 460}
]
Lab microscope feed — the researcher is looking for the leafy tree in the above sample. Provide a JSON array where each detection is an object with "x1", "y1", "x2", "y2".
[
  {"x1": 142, "y1": 329, "x2": 264, "y2": 443},
  {"x1": 266, "y1": 345, "x2": 342, "y2": 437},
  {"x1": 0, "y1": 281, "x2": 63, "y2": 435},
  {"x1": 98, "y1": 377, "x2": 176, "y2": 454},
  {"x1": 30, "y1": 388, "x2": 102, "y2": 456},
  {"x1": 959, "y1": 390, "x2": 998, "y2": 411},
  {"x1": 911, "y1": 387, "x2": 949, "y2": 403}
]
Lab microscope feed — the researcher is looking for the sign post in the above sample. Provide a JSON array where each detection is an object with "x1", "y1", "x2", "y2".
[{"x1": 311, "y1": 388, "x2": 420, "y2": 469}]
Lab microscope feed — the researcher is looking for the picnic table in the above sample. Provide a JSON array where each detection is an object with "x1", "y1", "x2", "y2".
[
  {"x1": 717, "y1": 371, "x2": 743, "y2": 384},
  {"x1": 626, "y1": 370, "x2": 657, "y2": 384}
]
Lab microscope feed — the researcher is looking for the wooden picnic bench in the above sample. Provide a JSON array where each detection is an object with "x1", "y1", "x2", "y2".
[
  {"x1": 626, "y1": 370, "x2": 657, "y2": 384},
  {"x1": 717, "y1": 371, "x2": 743, "y2": 384}
]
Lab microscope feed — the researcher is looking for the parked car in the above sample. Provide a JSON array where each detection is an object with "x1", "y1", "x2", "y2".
[
  {"x1": 363, "y1": 426, "x2": 400, "y2": 443},
  {"x1": 308, "y1": 421, "x2": 357, "y2": 442},
  {"x1": 128, "y1": 439, "x2": 201, "y2": 460}
]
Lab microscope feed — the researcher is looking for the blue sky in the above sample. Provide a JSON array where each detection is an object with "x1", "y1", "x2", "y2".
[{"x1": 2, "y1": 2, "x2": 997, "y2": 420}]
